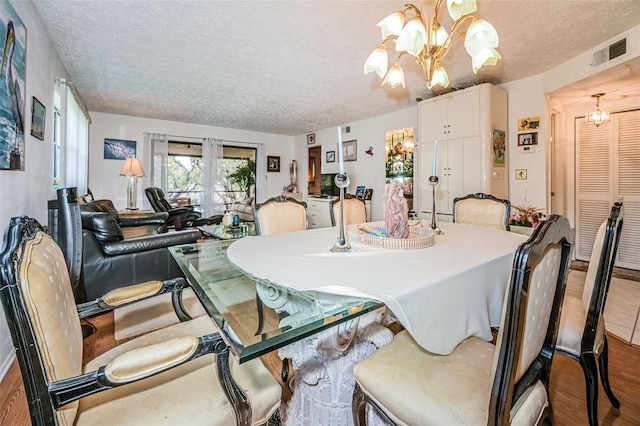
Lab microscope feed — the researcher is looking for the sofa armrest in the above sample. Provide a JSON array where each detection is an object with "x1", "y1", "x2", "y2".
[
  {"x1": 119, "y1": 212, "x2": 169, "y2": 227},
  {"x1": 101, "y1": 230, "x2": 200, "y2": 256}
]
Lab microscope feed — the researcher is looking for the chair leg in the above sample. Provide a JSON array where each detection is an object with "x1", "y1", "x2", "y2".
[
  {"x1": 352, "y1": 383, "x2": 368, "y2": 426},
  {"x1": 580, "y1": 352, "x2": 600, "y2": 426},
  {"x1": 598, "y1": 336, "x2": 621, "y2": 408}
]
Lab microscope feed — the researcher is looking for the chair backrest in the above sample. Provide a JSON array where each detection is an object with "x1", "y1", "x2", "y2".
[
  {"x1": 329, "y1": 195, "x2": 367, "y2": 226},
  {"x1": 452, "y1": 192, "x2": 511, "y2": 231},
  {"x1": 580, "y1": 202, "x2": 623, "y2": 349},
  {"x1": 488, "y1": 215, "x2": 572, "y2": 425},
  {"x1": 145, "y1": 187, "x2": 172, "y2": 212},
  {"x1": 254, "y1": 195, "x2": 307, "y2": 235},
  {"x1": 1, "y1": 217, "x2": 84, "y2": 425}
]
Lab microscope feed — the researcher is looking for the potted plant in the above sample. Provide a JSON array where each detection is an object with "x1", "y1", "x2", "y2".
[
  {"x1": 226, "y1": 160, "x2": 256, "y2": 198},
  {"x1": 509, "y1": 203, "x2": 546, "y2": 235}
]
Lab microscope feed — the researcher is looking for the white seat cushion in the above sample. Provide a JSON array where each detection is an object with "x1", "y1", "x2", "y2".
[
  {"x1": 555, "y1": 295, "x2": 605, "y2": 356},
  {"x1": 354, "y1": 330, "x2": 548, "y2": 425},
  {"x1": 77, "y1": 316, "x2": 281, "y2": 425}
]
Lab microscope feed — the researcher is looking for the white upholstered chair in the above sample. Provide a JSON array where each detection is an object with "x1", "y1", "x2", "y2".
[
  {"x1": 329, "y1": 194, "x2": 367, "y2": 226},
  {"x1": 254, "y1": 195, "x2": 307, "y2": 235},
  {"x1": 453, "y1": 192, "x2": 511, "y2": 231},
  {"x1": 0, "y1": 217, "x2": 282, "y2": 425},
  {"x1": 555, "y1": 202, "x2": 623, "y2": 426},
  {"x1": 352, "y1": 215, "x2": 572, "y2": 425}
]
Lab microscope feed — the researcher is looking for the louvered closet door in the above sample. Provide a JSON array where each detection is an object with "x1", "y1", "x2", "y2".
[{"x1": 575, "y1": 109, "x2": 640, "y2": 270}]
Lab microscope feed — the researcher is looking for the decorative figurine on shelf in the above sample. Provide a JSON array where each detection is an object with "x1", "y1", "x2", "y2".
[{"x1": 384, "y1": 183, "x2": 409, "y2": 239}]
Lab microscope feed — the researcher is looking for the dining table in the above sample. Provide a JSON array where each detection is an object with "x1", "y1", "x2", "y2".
[{"x1": 170, "y1": 221, "x2": 528, "y2": 425}]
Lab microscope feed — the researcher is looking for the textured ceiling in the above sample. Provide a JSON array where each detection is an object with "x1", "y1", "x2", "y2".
[{"x1": 32, "y1": 0, "x2": 640, "y2": 135}]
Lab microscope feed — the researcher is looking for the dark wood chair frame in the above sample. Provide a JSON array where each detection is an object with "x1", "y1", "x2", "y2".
[
  {"x1": 554, "y1": 202, "x2": 623, "y2": 426},
  {"x1": 353, "y1": 214, "x2": 573, "y2": 425},
  {"x1": 452, "y1": 192, "x2": 511, "y2": 231},
  {"x1": 0, "y1": 217, "x2": 256, "y2": 425}
]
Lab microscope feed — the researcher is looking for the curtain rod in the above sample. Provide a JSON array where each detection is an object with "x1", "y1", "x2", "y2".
[{"x1": 165, "y1": 134, "x2": 260, "y2": 146}]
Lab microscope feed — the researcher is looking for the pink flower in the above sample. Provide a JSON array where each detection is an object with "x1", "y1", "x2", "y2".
[{"x1": 510, "y1": 204, "x2": 546, "y2": 228}]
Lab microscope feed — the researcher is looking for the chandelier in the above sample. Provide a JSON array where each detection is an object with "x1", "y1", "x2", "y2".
[
  {"x1": 364, "y1": 0, "x2": 501, "y2": 89},
  {"x1": 585, "y1": 93, "x2": 610, "y2": 127}
]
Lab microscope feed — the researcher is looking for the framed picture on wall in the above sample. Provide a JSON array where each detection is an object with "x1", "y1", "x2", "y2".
[
  {"x1": 343, "y1": 140, "x2": 357, "y2": 161},
  {"x1": 104, "y1": 138, "x2": 137, "y2": 160},
  {"x1": 267, "y1": 155, "x2": 280, "y2": 172},
  {"x1": 31, "y1": 97, "x2": 46, "y2": 140},
  {"x1": 326, "y1": 151, "x2": 335, "y2": 163},
  {"x1": 517, "y1": 132, "x2": 538, "y2": 146}
]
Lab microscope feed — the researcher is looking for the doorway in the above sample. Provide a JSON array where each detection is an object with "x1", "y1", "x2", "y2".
[{"x1": 308, "y1": 146, "x2": 321, "y2": 195}]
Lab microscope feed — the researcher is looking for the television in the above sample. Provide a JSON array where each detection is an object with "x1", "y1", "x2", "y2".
[{"x1": 320, "y1": 173, "x2": 340, "y2": 197}]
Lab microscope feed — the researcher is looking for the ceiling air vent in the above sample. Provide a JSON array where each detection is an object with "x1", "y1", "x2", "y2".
[{"x1": 591, "y1": 37, "x2": 627, "y2": 66}]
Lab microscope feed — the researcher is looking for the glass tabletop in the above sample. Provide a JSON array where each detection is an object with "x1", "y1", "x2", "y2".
[
  {"x1": 199, "y1": 223, "x2": 256, "y2": 240},
  {"x1": 169, "y1": 240, "x2": 382, "y2": 363}
]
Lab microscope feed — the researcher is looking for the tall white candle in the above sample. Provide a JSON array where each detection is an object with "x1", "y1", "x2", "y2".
[
  {"x1": 432, "y1": 141, "x2": 438, "y2": 176},
  {"x1": 337, "y1": 126, "x2": 345, "y2": 174}
]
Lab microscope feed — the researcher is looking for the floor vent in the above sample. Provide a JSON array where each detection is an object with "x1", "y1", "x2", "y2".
[{"x1": 592, "y1": 37, "x2": 627, "y2": 66}]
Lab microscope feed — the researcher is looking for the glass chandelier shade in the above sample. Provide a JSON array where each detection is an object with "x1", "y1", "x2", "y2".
[
  {"x1": 364, "y1": 0, "x2": 501, "y2": 90},
  {"x1": 585, "y1": 93, "x2": 611, "y2": 127}
]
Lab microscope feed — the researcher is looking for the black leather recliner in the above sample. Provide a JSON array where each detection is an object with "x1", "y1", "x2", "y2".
[
  {"x1": 56, "y1": 189, "x2": 201, "y2": 303},
  {"x1": 144, "y1": 187, "x2": 203, "y2": 229}
]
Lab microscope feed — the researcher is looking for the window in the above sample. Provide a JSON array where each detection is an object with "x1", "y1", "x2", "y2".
[{"x1": 166, "y1": 142, "x2": 256, "y2": 209}]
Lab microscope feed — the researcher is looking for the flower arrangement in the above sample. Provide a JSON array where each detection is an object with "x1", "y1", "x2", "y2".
[{"x1": 510, "y1": 204, "x2": 546, "y2": 228}]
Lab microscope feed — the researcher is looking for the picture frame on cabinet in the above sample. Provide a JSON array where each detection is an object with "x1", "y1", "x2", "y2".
[
  {"x1": 517, "y1": 132, "x2": 537, "y2": 146},
  {"x1": 492, "y1": 129, "x2": 505, "y2": 167}
]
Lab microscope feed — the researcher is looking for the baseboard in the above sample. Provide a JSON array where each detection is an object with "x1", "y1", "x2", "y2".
[{"x1": 0, "y1": 351, "x2": 16, "y2": 383}]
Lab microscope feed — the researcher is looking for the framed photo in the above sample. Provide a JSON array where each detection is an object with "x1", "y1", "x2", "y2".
[
  {"x1": 363, "y1": 188, "x2": 373, "y2": 200},
  {"x1": 267, "y1": 155, "x2": 280, "y2": 172},
  {"x1": 326, "y1": 150, "x2": 335, "y2": 163},
  {"x1": 517, "y1": 116, "x2": 540, "y2": 131},
  {"x1": 343, "y1": 140, "x2": 357, "y2": 161},
  {"x1": 356, "y1": 185, "x2": 365, "y2": 199},
  {"x1": 492, "y1": 129, "x2": 505, "y2": 167},
  {"x1": 307, "y1": 133, "x2": 316, "y2": 145},
  {"x1": 104, "y1": 138, "x2": 137, "y2": 160},
  {"x1": 517, "y1": 132, "x2": 538, "y2": 146},
  {"x1": 31, "y1": 97, "x2": 46, "y2": 140}
]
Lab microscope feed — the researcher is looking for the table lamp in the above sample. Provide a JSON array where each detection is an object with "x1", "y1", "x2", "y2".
[{"x1": 119, "y1": 157, "x2": 145, "y2": 210}]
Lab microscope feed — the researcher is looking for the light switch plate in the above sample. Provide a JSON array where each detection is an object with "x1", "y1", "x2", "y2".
[{"x1": 516, "y1": 169, "x2": 527, "y2": 180}]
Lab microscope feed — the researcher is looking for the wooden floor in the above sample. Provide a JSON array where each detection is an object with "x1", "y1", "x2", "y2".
[{"x1": 2, "y1": 313, "x2": 639, "y2": 425}]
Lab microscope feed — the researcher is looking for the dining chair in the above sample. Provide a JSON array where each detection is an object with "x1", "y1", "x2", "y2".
[
  {"x1": 453, "y1": 192, "x2": 511, "y2": 231},
  {"x1": 329, "y1": 194, "x2": 367, "y2": 226},
  {"x1": 0, "y1": 216, "x2": 282, "y2": 426},
  {"x1": 352, "y1": 214, "x2": 572, "y2": 425},
  {"x1": 555, "y1": 202, "x2": 623, "y2": 426},
  {"x1": 254, "y1": 194, "x2": 307, "y2": 235}
]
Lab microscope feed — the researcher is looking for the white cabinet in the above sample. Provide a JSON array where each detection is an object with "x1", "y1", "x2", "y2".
[
  {"x1": 307, "y1": 197, "x2": 335, "y2": 229},
  {"x1": 418, "y1": 83, "x2": 508, "y2": 218}
]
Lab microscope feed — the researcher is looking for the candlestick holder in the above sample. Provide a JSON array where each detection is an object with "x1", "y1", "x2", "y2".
[
  {"x1": 331, "y1": 173, "x2": 353, "y2": 252},
  {"x1": 428, "y1": 175, "x2": 444, "y2": 235}
]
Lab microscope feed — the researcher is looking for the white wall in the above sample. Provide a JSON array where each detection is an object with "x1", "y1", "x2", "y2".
[
  {"x1": 499, "y1": 75, "x2": 548, "y2": 212},
  {"x1": 89, "y1": 112, "x2": 295, "y2": 209},
  {"x1": 0, "y1": 0, "x2": 70, "y2": 381},
  {"x1": 293, "y1": 107, "x2": 419, "y2": 221}
]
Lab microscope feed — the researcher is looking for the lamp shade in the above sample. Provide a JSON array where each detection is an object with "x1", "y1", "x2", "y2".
[{"x1": 119, "y1": 158, "x2": 145, "y2": 177}]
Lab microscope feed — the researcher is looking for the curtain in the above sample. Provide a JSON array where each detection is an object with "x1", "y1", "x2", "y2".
[
  {"x1": 147, "y1": 132, "x2": 168, "y2": 190},
  {"x1": 60, "y1": 82, "x2": 89, "y2": 193},
  {"x1": 202, "y1": 138, "x2": 224, "y2": 216},
  {"x1": 256, "y1": 143, "x2": 266, "y2": 203}
]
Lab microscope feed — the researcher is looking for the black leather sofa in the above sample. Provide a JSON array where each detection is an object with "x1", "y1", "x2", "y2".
[{"x1": 55, "y1": 190, "x2": 201, "y2": 303}]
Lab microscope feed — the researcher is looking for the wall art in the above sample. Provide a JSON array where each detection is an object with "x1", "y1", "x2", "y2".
[
  {"x1": 104, "y1": 138, "x2": 137, "y2": 160},
  {"x1": 0, "y1": 2, "x2": 27, "y2": 170}
]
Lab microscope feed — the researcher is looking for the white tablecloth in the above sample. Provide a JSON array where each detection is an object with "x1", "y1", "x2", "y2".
[{"x1": 227, "y1": 222, "x2": 527, "y2": 354}]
